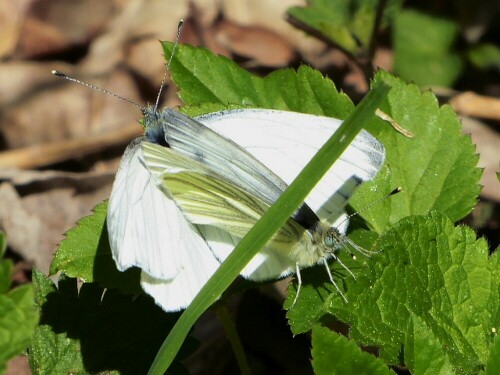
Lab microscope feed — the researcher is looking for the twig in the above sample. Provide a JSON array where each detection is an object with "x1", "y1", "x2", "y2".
[
  {"x1": 0, "y1": 125, "x2": 142, "y2": 169},
  {"x1": 450, "y1": 92, "x2": 500, "y2": 121}
]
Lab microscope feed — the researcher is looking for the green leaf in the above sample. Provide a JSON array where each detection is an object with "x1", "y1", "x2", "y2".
[
  {"x1": 484, "y1": 333, "x2": 500, "y2": 375},
  {"x1": 287, "y1": 0, "x2": 403, "y2": 55},
  {"x1": 287, "y1": 0, "x2": 383, "y2": 54},
  {"x1": 0, "y1": 232, "x2": 39, "y2": 373},
  {"x1": 353, "y1": 70, "x2": 481, "y2": 227},
  {"x1": 393, "y1": 10, "x2": 463, "y2": 87},
  {"x1": 289, "y1": 212, "x2": 499, "y2": 373},
  {"x1": 287, "y1": 71, "x2": 482, "y2": 333},
  {"x1": 29, "y1": 270, "x2": 191, "y2": 375},
  {"x1": 405, "y1": 314, "x2": 454, "y2": 375},
  {"x1": 311, "y1": 325, "x2": 393, "y2": 375},
  {"x1": 467, "y1": 43, "x2": 500, "y2": 71},
  {"x1": 50, "y1": 202, "x2": 141, "y2": 294},
  {"x1": 163, "y1": 42, "x2": 354, "y2": 119}
]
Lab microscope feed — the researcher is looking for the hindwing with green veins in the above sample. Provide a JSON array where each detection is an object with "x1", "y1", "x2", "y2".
[{"x1": 141, "y1": 141, "x2": 305, "y2": 249}]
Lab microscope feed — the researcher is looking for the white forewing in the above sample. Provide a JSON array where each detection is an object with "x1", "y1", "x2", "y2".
[
  {"x1": 196, "y1": 109, "x2": 385, "y2": 221},
  {"x1": 107, "y1": 138, "x2": 220, "y2": 311},
  {"x1": 158, "y1": 109, "x2": 288, "y2": 207}
]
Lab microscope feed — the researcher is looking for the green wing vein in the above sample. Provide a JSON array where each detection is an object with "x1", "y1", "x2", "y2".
[{"x1": 141, "y1": 141, "x2": 304, "y2": 246}]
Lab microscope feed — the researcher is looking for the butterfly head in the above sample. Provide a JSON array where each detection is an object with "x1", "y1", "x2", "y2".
[
  {"x1": 323, "y1": 227, "x2": 345, "y2": 250},
  {"x1": 142, "y1": 106, "x2": 170, "y2": 146},
  {"x1": 310, "y1": 221, "x2": 344, "y2": 259},
  {"x1": 304, "y1": 219, "x2": 373, "y2": 264}
]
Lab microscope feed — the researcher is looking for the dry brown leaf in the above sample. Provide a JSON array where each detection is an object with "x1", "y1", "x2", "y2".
[
  {"x1": 0, "y1": 168, "x2": 115, "y2": 189},
  {"x1": 214, "y1": 20, "x2": 295, "y2": 66},
  {"x1": 0, "y1": 124, "x2": 142, "y2": 169},
  {"x1": 461, "y1": 116, "x2": 500, "y2": 201},
  {"x1": 0, "y1": 61, "x2": 57, "y2": 105},
  {"x1": 15, "y1": 0, "x2": 118, "y2": 58},
  {"x1": 0, "y1": 183, "x2": 44, "y2": 269},
  {"x1": 450, "y1": 92, "x2": 500, "y2": 121},
  {"x1": 2, "y1": 68, "x2": 140, "y2": 149},
  {"x1": 0, "y1": 0, "x2": 31, "y2": 58},
  {"x1": 16, "y1": 16, "x2": 68, "y2": 58},
  {"x1": 82, "y1": 0, "x2": 189, "y2": 82},
  {"x1": 0, "y1": 181, "x2": 112, "y2": 274},
  {"x1": 220, "y1": 0, "x2": 325, "y2": 57}
]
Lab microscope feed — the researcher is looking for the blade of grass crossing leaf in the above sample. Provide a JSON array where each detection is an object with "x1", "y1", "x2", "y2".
[{"x1": 148, "y1": 81, "x2": 392, "y2": 375}]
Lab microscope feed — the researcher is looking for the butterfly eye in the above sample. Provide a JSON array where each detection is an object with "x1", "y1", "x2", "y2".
[{"x1": 323, "y1": 227, "x2": 342, "y2": 249}]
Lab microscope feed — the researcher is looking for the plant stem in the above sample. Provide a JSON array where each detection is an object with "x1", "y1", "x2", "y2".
[{"x1": 215, "y1": 305, "x2": 251, "y2": 375}]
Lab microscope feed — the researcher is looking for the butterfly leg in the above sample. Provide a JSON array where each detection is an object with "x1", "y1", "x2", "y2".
[
  {"x1": 289, "y1": 263, "x2": 302, "y2": 309},
  {"x1": 322, "y1": 258, "x2": 348, "y2": 303},
  {"x1": 334, "y1": 255, "x2": 356, "y2": 280}
]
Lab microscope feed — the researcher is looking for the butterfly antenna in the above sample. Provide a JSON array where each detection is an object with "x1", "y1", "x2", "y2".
[
  {"x1": 331, "y1": 187, "x2": 402, "y2": 259},
  {"x1": 337, "y1": 186, "x2": 402, "y2": 229},
  {"x1": 51, "y1": 70, "x2": 143, "y2": 110},
  {"x1": 154, "y1": 19, "x2": 184, "y2": 112}
]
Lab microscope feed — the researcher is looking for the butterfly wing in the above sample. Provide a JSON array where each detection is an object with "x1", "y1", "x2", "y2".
[
  {"x1": 196, "y1": 109, "x2": 385, "y2": 222},
  {"x1": 110, "y1": 109, "x2": 386, "y2": 309},
  {"x1": 154, "y1": 109, "x2": 385, "y2": 281},
  {"x1": 142, "y1": 142, "x2": 303, "y2": 242},
  {"x1": 156, "y1": 109, "x2": 288, "y2": 207},
  {"x1": 142, "y1": 142, "x2": 303, "y2": 278},
  {"x1": 107, "y1": 138, "x2": 220, "y2": 311}
]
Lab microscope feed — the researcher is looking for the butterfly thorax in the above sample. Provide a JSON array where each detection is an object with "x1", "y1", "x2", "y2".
[
  {"x1": 289, "y1": 220, "x2": 343, "y2": 268},
  {"x1": 143, "y1": 106, "x2": 170, "y2": 146}
]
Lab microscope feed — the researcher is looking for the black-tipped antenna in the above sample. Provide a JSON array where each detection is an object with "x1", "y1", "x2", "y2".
[
  {"x1": 51, "y1": 70, "x2": 143, "y2": 110},
  {"x1": 154, "y1": 20, "x2": 184, "y2": 112},
  {"x1": 52, "y1": 20, "x2": 185, "y2": 112},
  {"x1": 339, "y1": 187, "x2": 402, "y2": 227}
]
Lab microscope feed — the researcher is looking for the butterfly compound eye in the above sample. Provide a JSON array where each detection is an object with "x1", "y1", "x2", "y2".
[{"x1": 323, "y1": 227, "x2": 342, "y2": 249}]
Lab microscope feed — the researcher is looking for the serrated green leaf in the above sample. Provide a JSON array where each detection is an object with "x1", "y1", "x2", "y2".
[
  {"x1": 393, "y1": 10, "x2": 463, "y2": 86},
  {"x1": 405, "y1": 314, "x2": 454, "y2": 375},
  {"x1": 311, "y1": 325, "x2": 394, "y2": 375},
  {"x1": 163, "y1": 42, "x2": 354, "y2": 119},
  {"x1": 353, "y1": 71, "x2": 481, "y2": 227},
  {"x1": 0, "y1": 232, "x2": 39, "y2": 373},
  {"x1": 29, "y1": 270, "x2": 191, "y2": 375},
  {"x1": 50, "y1": 202, "x2": 141, "y2": 295},
  {"x1": 288, "y1": 72, "x2": 482, "y2": 321},
  {"x1": 484, "y1": 333, "x2": 500, "y2": 375},
  {"x1": 304, "y1": 212, "x2": 498, "y2": 374}
]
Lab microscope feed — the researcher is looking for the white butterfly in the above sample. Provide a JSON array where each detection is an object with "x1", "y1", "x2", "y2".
[{"x1": 107, "y1": 108, "x2": 385, "y2": 311}]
